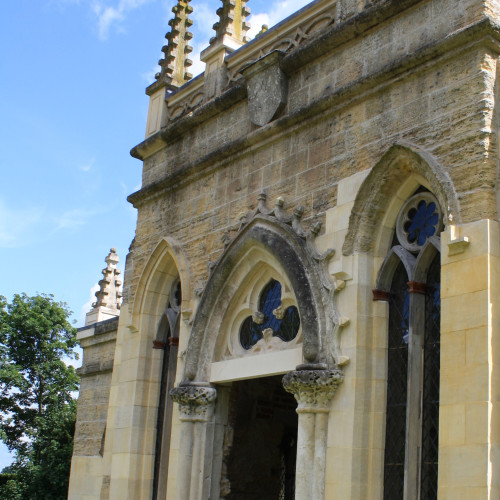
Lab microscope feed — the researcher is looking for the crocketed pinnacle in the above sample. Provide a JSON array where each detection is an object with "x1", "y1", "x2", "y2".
[
  {"x1": 93, "y1": 248, "x2": 123, "y2": 310},
  {"x1": 211, "y1": 0, "x2": 251, "y2": 45},
  {"x1": 156, "y1": 0, "x2": 194, "y2": 88}
]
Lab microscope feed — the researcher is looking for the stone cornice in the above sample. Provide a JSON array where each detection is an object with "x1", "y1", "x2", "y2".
[
  {"x1": 128, "y1": 18, "x2": 500, "y2": 207},
  {"x1": 130, "y1": 82, "x2": 246, "y2": 161},
  {"x1": 77, "y1": 359, "x2": 114, "y2": 376},
  {"x1": 131, "y1": 0, "x2": 420, "y2": 162}
]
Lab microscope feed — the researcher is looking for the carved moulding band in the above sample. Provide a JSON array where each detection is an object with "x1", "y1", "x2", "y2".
[
  {"x1": 183, "y1": 192, "x2": 347, "y2": 383},
  {"x1": 170, "y1": 385, "x2": 217, "y2": 422},
  {"x1": 283, "y1": 368, "x2": 344, "y2": 413}
]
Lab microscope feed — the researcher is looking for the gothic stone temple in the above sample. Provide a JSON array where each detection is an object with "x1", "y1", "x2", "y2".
[{"x1": 68, "y1": 0, "x2": 500, "y2": 498}]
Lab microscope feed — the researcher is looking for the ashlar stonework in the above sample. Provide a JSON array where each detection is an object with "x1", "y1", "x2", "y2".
[{"x1": 69, "y1": 0, "x2": 500, "y2": 498}]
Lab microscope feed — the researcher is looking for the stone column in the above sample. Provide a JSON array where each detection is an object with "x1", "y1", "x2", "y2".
[
  {"x1": 283, "y1": 368, "x2": 344, "y2": 500},
  {"x1": 170, "y1": 384, "x2": 217, "y2": 500}
]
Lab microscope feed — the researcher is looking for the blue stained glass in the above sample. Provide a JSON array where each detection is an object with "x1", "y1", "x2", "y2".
[
  {"x1": 239, "y1": 279, "x2": 300, "y2": 349},
  {"x1": 259, "y1": 280, "x2": 283, "y2": 332},
  {"x1": 240, "y1": 316, "x2": 263, "y2": 349},
  {"x1": 276, "y1": 306, "x2": 300, "y2": 342},
  {"x1": 406, "y1": 201, "x2": 439, "y2": 246}
]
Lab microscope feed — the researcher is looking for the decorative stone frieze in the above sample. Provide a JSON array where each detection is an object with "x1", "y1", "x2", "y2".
[
  {"x1": 283, "y1": 368, "x2": 344, "y2": 413},
  {"x1": 184, "y1": 191, "x2": 349, "y2": 382},
  {"x1": 170, "y1": 385, "x2": 217, "y2": 422}
]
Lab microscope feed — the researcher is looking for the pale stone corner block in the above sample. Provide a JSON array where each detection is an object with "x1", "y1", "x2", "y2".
[
  {"x1": 440, "y1": 330, "x2": 466, "y2": 367},
  {"x1": 465, "y1": 402, "x2": 489, "y2": 445},
  {"x1": 336, "y1": 168, "x2": 371, "y2": 206},
  {"x1": 448, "y1": 236, "x2": 470, "y2": 256},
  {"x1": 325, "y1": 201, "x2": 354, "y2": 233},
  {"x1": 439, "y1": 404, "x2": 465, "y2": 447},
  {"x1": 443, "y1": 219, "x2": 497, "y2": 263},
  {"x1": 441, "y1": 290, "x2": 489, "y2": 333},
  {"x1": 442, "y1": 255, "x2": 488, "y2": 298},
  {"x1": 146, "y1": 88, "x2": 167, "y2": 138},
  {"x1": 465, "y1": 327, "x2": 489, "y2": 367},
  {"x1": 328, "y1": 253, "x2": 353, "y2": 283},
  {"x1": 440, "y1": 363, "x2": 490, "y2": 405},
  {"x1": 438, "y1": 444, "x2": 489, "y2": 488},
  {"x1": 437, "y1": 486, "x2": 489, "y2": 500}
]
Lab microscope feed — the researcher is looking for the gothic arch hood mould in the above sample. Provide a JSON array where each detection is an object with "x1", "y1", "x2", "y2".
[{"x1": 183, "y1": 193, "x2": 348, "y2": 383}]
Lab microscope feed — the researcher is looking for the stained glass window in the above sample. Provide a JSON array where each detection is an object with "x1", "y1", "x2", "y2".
[
  {"x1": 420, "y1": 254, "x2": 440, "y2": 500},
  {"x1": 239, "y1": 279, "x2": 300, "y2": 350},
  {"x1": 396, "y1": 192, "x2": 442, "y2": 253},
  {"x1": 382, "y1": 190, "x2": 441, "y2": 500},
  {"x1": 383, "y1": 262, "x2": 409, "y2": 500},
  {"x1": 404, "y1": 200, "x2": 439, "y2": 245}
]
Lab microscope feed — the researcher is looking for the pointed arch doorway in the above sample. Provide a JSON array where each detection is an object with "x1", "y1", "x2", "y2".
[{"x1": 220, "y1": 375, "x2": 298, "y2": 500}]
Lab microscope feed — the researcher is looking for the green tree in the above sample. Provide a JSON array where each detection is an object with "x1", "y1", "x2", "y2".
[{"x1": 0, "y1": 293, "x2": 79, "y2": 499}]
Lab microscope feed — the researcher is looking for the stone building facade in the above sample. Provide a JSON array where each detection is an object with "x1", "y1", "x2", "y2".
[{"x1": 69, "y1": 0, "x2": 500, "y2": 498}]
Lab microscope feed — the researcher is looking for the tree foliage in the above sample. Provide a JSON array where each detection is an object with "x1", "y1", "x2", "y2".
[{"x1": 0, "y1": 293, "x2": 79, "y2": 499}]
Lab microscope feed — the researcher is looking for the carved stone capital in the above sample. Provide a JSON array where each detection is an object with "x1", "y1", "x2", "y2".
[
  {"x1": 170, "y1": 385, "x2": 217, "y2": 422},
  {"x1": 283, "y1": 369, "x2": 343, "y2": 413}
]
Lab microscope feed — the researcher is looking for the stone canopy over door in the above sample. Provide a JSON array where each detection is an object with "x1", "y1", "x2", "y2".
[{"x1": 170, "y1": 195, "x2": 346, "y2": 500}]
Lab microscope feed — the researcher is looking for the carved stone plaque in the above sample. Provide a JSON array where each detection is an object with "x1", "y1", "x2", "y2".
[{"x1": 242, "y1": 50, "x2": 288, "y2": 127}]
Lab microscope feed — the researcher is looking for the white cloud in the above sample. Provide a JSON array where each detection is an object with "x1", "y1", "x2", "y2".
[
  {"x1": 132, "y1": 0, "x2": 314, "y2": 83},
  {"x1": 0, "y1": 199, "x2": 103, "y2": 248},
  {"x1": 91, "y1": 0, "x2": 153, "y2": 40},
  {"x1": 142, "y1": 65, "x2": 160, "y2": 84},
  {"x1": 0, "y1": 199, "x2": 44, "y2": 248},
  {"x1": 79, "y1": 157, "x2": 95, "y2": 172},
  {"x1": 79, "y1": 282, "x2": 100, "y2": 323},
  {"x1": 247, "y1": 0, "x2": 312, "y2": 39},
  {"x1": 191, "y1": 1, "x2": 218, "y2": 40},
  {"x1": 180, "y1": 0, "x2": 312, "y2": 79},
  {"x1": 52, "y1": 208, "x2": 98, "y2": 232}
]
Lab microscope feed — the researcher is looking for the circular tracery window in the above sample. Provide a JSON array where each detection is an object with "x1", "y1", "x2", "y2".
[
  {"x1": 169, "y1": 279, "x2": 182, "y2": 312},
  {"x1": 239, "y1": 279, "x2": 300, "y2": 350},
  {"x1": 396, "y1": 192, "x2": 442, "y2": 252}
]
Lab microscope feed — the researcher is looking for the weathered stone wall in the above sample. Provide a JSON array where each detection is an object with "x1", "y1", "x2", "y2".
[
  {"x1": 126, "y1": 0, "x2": 499, "y2": 310},
  {"x1": 90, "y1": 0, "x2": 500, "y2": 498},
  {"x1": 69, "y1": 320, "x2": 117, "y2": 499},
  {"x1": 71, "y1": 325, "x2": 117, "y2": 457},
  {"x1": 73, "y1": 333, "x2": 116, "y2": 455}
]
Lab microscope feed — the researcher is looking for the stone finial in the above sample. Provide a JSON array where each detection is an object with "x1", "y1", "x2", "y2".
[
  {"x1": 156, "y1": 0, "x2": 194, "y2": 89},
  {"x1": 200, "y1": 0, "x2": 250, "y2": 75},
  {"x1": 85, "y1": 248, "x2": 122, "y2": 326},
  {"x1": 211, "y1": 0, "x2": 251, "y2": 45},
  {"x1": 257, "y1": 24, "x2": 268, "y2": 36},
  {"x1": 93, "y1": 248, "x2": 123, "y2": 310}
]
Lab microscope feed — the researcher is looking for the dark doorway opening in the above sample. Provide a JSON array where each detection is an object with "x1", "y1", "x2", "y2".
[{"x1": 221, "y1": 375, "x2": 298, "y2": 500}]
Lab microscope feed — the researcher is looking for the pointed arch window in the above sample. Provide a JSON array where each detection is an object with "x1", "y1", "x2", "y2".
[
  {"x1": 152, "y1": 278, "x2": 181, "y2": 500},
  {"x1": 375, "y1": 191, "x2": 442, "y2": 500}
]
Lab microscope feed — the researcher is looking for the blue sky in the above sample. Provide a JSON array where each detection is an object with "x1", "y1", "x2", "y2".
[{"x1": 1, "y1": 0, "x2": 310, "y2": 470}]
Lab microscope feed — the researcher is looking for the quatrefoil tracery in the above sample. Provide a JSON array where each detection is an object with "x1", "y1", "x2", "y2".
[{"x1": 239, "y1": 279, "x2": 300, "y2": 350}]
